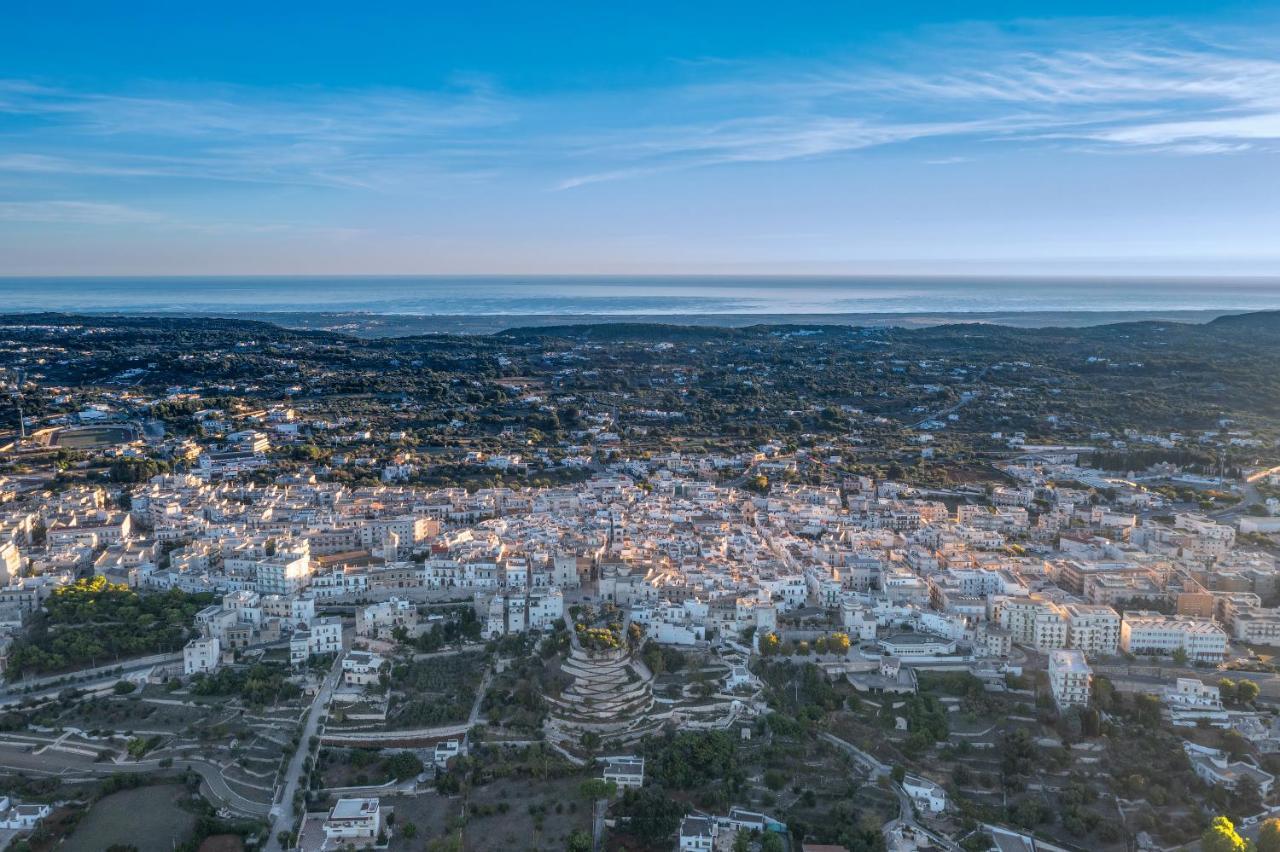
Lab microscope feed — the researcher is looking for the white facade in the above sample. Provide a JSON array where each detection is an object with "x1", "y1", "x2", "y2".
[
  {"x1": 679, "y1": 816, "x2": 717, "y2": 852},
  {"x1": 603, "y1": 756, "x2": 645, "y2": 790},
  {"x1": 903, "y1": 775, "x2": 947, "y2": 813},
  {"x1": 323, "y1": 797, "x2": 383, "y2": 846},
  {"x1": 1048, "y1": 649, "x2": 1092, "y2": 711},
  {"x1": 1120, "y1": 612, "x2": 1228, "y2": 662},
  {"x1": 342, "y1": 650, "x2": 386, "y2": 687},
  {"x1": 1164, "y1": 678, "x2": 1229, "y2": 728},
  {"x1": 183, "y1": 636, "x2": 221, "y2": 676},
  {"x1": 1065, "y1": 604, "x2": 1121, "y2": 656},
  {"x1": 309, "y1": 616, "x2": 344, "y2": 656},
  {"x1": 255, "y1": 552, "x2": 311, "y2": 596}
]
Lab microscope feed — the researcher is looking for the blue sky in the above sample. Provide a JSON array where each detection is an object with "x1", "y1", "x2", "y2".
[{"x1": 2, "y1": 0, "x2": 1279, "y2": 275}]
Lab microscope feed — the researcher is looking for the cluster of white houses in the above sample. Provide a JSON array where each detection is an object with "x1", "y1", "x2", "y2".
[{"x1": 0, "y1": 458, "x2": 1272, "y2": 700}]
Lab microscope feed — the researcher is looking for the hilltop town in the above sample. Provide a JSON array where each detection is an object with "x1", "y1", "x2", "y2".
[{"x1": 2, "y1": 315, "x2": 1280, "y2": 852}]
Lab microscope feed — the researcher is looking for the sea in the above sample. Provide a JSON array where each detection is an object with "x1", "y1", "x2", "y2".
[{"x1": 2, "y1": 276, "x2": 1280, "y2": 333}]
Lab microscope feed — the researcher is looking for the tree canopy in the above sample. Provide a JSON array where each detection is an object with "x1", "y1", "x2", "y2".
[{"x1": 1202, "y1": 816, "x2": 1252, "y2": 852}]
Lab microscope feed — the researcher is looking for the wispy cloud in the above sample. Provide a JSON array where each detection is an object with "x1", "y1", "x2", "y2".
[
  {"x1": 0, "y1": 78, "x2": 513, "y2": 190},
  {"x1": 0, "y1": 199, "x2": 366, "y2": 241},
  {"x1": 2, "y1": 20, "x2": 1278, "y2": 202},
  {"x1": 553, "y1": 23, "x2": 1280, "y2": 186},
  {"x1": 0, "y1": 200, "x2": 162, "y2": 225}
]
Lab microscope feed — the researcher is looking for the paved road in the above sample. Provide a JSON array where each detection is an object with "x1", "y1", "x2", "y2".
[
  {"x1": 267, "y1": 656, "x2": 343, "y2": 850},
  {"x1": 1212, "y1": 479, "x2": 1264, "y2": 522},
  {"x1": 469, "y1": 665, "x2": 493, "y2": 726},
  {"x1": 820, "y1": 731, "x2": 888, "y2": 777},
  {"x1": 0, "y1": 653, "x2": 181, "y2": 700}
]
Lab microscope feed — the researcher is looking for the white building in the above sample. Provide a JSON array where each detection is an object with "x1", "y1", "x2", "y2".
[
  {"x1": 840, "y1": 600, "x2": 878, "y2": 641},
  {"x1": 678, "y1": 816, "x2": 717, "y2": 852},
  {"x1": 1120, "y1": 611, "x2": 1228, "y2": 662},
  {"x1": 323, "y1": 797, "x2": 383, "y2": 847},
  {"x1": 994, "y1": 598, "x2": 1067, "y2": 651},
  {"x1": 356, "y1": 597, "x2": 420, "y2": 640},
  {"x1": 528, "y1": 587, "x2": 565, "y2": 629},
  {"x1": 1184, "y1": 743, "x2": 1275, "y2": 796},
  {"x1": 0, "y1": 797, "x2": 52, "y2": 830},
  {"x1": 602, "y1": 756, "x2": 645, "y2": 790},
  {"x1": 309, "y1": 616, "x2": 343, "y2": 655},
  {"x1": 291, "y1": 616, "x2": 344, "y2": 666},
  {"x1": 1048, "y1": 649, "x2": 1092, "y2": 711},
  {"x1": 342, "y1": 650, "x2": 386, "y2": 687},
  {"x1": 183, "y1": 636, "x2": 220, "y2": 676},
  {"x1": 877, "y1": 633, "x2": 956, "y2": 657},
  {"x1": 1064, "y1": 603, "x2": 1121, "y2": 657},
  {"x1": 255, "y1": 551, "x2": 311, "y2": 596},
  {"x1": 902, "y1": 774, "x2": 947, "y2": 813},
  {"x1": 1164, "y1": 678, "x2": 1229, "y2": 728}
]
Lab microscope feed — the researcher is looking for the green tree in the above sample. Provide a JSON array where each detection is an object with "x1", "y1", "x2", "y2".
[
  {"x1": 1132, "y1": 693, "x2": 1163, "y2": 727},
  {"x1": 615, "y1": 788, "x2": 687, "y2": 846},
  {"x1": 579, "y1": 779, "x2": 617, "y2": 800},
  {"x1": 567, "y1": 830, "x2": 592, "y2": 852},
  {"x1": 1202, "y1": 816, "x2": 1252, "y2": 852},
  {"x1": 1237, "y1": 680, "x2": 1261, "y2": 704},
  {"x1": 646, "y1": 730, "x2": 738, "y2": 790},
  {"x1": 1256, "y1": 819, "x2": 1280, "y2": 852},
  {"x1": 383, "y1": 750, "x2": 424, "y2": 781}
]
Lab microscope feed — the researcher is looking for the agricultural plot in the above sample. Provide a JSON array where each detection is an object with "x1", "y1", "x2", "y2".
[
  {"x1": 62, "y1": 785, "x2": 197, "y2": 852},
  {"x1": 383, "y1": 651, "x2": 486, "y2": 731}
]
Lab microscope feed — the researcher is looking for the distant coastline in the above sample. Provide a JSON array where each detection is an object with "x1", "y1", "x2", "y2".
[
  {"x1": 213, "y1": 308, "x2": 1243, "y2": 337},
  {"x1": 3, "y1": 274, "x2": 1279, "y2": 337},
  {"x1": 0, "y1": 307, "x2": 1255, "y2": 337}
]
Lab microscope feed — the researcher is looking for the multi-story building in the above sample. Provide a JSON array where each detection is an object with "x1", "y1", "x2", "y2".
[
  {"x1": 309, "y1": 616, "x2": 344, "y2": 656},
  {"x1": 1120, "y1": 611, "x2": 1228, "y2": 662},
  {"x1": 183, "y1": 636, "x2": 220, "y2": 676},
  {"x1": 995, "y1": 597, "x2": 1067, "y2": 651},
  {"x1": 1164, "y1": 678, "x2": 1229, "y2": 728},
  {"x1": 322, "y1": 798, "x2": 383, "y2": 847},
  {"x1": 1048, "y1": 649, "x2": 1092, "y2": 711},
  {"x1": 1064, "y1": 603, "x2": 1121, "y2": 656},
  {"x1": 255, "y1": 550, "x2": 311, "y2": 596},
  {"x1": 342, "y1": 650, "x2": 386, "y2": 687},
  {"x1": 1228, "y1": 607, "x2": 1280, "y2": 647},
  {"x1": 356, "y1": 597, "x2": 421, "y2": 640}
]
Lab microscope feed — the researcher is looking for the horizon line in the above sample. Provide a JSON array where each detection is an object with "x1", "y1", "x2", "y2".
[{"x1": 4, "y1": 272, "x2": 1280, "y2": 282}]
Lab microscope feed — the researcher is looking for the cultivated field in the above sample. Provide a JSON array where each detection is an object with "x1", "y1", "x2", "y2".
[{"x1": 62, "y1": 785, "x2": 197, "y2": 852}]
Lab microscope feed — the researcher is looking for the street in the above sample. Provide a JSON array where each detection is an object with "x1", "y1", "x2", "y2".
[{"x1": 266, "y1": 654, "x2": 343, "y2": 850}]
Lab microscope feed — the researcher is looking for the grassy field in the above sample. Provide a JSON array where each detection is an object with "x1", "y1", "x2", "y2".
[
  {"x1": 63, "y1": 785, "x2": 197, "y2": 852},
  {"x1": 387, "y1": 777, "x2": 592, "y2": 852},
  {"x1": 52, "y1": 425, "x2": 137, "y2": 449},
  {"x1": 385, "y1": 793, "x2": 460, "y2": 850}
]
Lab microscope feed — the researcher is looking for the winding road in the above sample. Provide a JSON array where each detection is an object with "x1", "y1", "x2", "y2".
[
  {"x1": 266, "y1": 654, "x2": 343, "y2": 851},
  {"x1": 0, "y1": 745, "x2": 270, "y2": 816}
]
